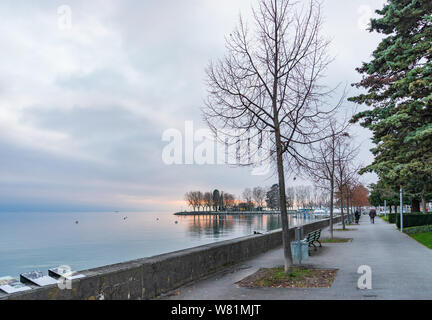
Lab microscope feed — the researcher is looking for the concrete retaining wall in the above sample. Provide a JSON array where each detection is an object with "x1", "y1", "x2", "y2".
[{"x1": 1, "y1": 216, "x2": 341, "y2": 300}]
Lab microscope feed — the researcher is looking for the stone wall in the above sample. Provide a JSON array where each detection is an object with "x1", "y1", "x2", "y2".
[{"x1": 1, "y1": 216, "x2": 341, "y2": 300}]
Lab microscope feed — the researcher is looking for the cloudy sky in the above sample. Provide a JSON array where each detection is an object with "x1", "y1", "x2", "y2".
[{"x1": 0, "y1": 0, "x2": 386, "y2": 212}]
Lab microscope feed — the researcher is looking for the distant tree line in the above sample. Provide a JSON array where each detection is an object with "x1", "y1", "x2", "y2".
[
  {"x1": 184, "y1": 190, "x2": 235, "y2": 212},
  {"x1": 185, "y1": 183, "x2": 369, "y2": 212},
  {"x1": 266, "y1": 184, "x2": 333, "y2": 211}
]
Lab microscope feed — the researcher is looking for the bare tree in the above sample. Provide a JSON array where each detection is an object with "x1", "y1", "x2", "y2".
[
  {"x1": 196, "y1": 191, "x2": 204, "y2": 212},
  {"x1": 305, "y1": 186, "x2": 314, "y2": 209},
  {"x1": 317, "y1": 189, "x2": 330, "y2": 208},
  {"x1": 252, "y1": 187, "x2": 267, "y2": 208},
  {"x1": 223, "y1": 193, "x2": 236, "y2": 209},
  {"x1": 185, "y1": 192, "x2": 196, "y2": 211},
  {"x1": 295, "y1": 185, "x2": 310, "y2": 209},
  {"x1": 313, "y1": 187, "x2": 323, "y2": 208},
  {"x1": 204, "y1": 192, "x2": 214, "y2": 211},
  {"x1": 242, "y1": 188, "x2": 253, "y2": 202},
  {"x1": 242, "y1": 188, "x2": 254, "y2": 210},
  {"x1": 334, "y1": 135, "x2": 360, "y2": 230},
  {"x1": 204, "y1": 0, "x2": 339, "y2": 272},
  {"x1": 306, "y1": 120, "x2": 351, "y2": 238},
  {"x1": 345, "y1": 175, "x2": 361, "y2": 221},
  {"x1": 185, "y1": 191, "x2": 203, "y2": 212},
  {"x1": 344, "y1": 178, "x2": 359, "y2": 220},
  {"x1": 286, "y1": 187, "x2": 295, "y2": 209}
]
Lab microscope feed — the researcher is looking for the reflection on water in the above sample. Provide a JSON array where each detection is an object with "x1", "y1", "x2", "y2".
[
  {"x1": 0, "y1": 211, "x2": 319, "y2": 279},
  {"x1": 181, "y1": 213, "x2": 315, "y2": 239}
]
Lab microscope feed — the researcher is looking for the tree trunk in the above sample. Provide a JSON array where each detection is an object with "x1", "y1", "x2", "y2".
[
  {"x1": 329, "y1": 178, "x2": 334, "y2": 239},
  {"x1": 346, "y1": 194, "x2": 350, "y2": 224},
  {"x1": 329, "y1": 137, "x2": 336, "y2": 239},
  {"x1": 340, "y1": 189, "x2": 345, "y2": 230},
  {"x1": 411, "y1": 199, "x2": 420, "y2": 213},
  {"x1": 421, "y1": 189, "x2": 426, "y2": 214},
  {"x1": 275, "y1": 128, "x2": 292, "y2": 272},
  {"x1": 271, "y1": 14, "x2": 292, "y2": 273}
]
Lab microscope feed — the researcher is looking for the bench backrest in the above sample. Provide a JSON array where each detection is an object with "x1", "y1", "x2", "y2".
[{"x1": 305, "y1": 229, "x2": 321, "y2": 242}]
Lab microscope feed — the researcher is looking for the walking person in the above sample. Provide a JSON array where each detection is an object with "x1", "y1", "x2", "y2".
[
  {"x1": 355, "y1": 209, "x2": 361, "y2": 224},
  {"x1": 369, "y1": 208, "x2": 377, "y2": 224}
]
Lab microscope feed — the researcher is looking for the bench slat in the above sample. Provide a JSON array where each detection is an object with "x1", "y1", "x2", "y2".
[{"x1": 303, "y1": 229, "x2": 322, "y2": 251}]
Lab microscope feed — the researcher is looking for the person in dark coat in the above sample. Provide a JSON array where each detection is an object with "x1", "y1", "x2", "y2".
[
  {"x1": 369, "y1": 208, "x2": 377, "y2": 224},
  {"x1": 355, "y1": 210, "x2": 361, "y2": 224}
]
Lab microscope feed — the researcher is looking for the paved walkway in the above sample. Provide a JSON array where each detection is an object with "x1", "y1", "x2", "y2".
[{"x1": 160, "y1": 216, "x2": 432, "y2": 300}]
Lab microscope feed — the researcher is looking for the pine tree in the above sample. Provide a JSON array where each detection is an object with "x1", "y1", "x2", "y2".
[{"x1": 349, "y1": 0, "x2": 432, "y2": 212}]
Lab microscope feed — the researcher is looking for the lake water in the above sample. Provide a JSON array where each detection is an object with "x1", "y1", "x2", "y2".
[{"x1": 0, "y1": 211, "x2": 319, "y2": 278}]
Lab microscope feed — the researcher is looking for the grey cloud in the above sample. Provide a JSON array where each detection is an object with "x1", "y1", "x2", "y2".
[
  {"x1": 0, "y1": 0, "x2": 384, "y2": 211},
  {"x1": 55, "y1": 69, "x2": 127, "y2": 93}
]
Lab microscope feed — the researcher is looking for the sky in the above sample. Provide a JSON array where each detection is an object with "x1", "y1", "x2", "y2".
[{"x1": 0, "y1": 0, "x2": 387, "y2": 212}]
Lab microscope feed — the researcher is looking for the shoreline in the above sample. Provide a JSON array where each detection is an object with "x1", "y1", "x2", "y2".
[
  {"x1": 173, "y1": 210, "x2": 320, "y2": 216},
  {"x1": 174, "y1": 210, "x2": 293, "y2": 216}
]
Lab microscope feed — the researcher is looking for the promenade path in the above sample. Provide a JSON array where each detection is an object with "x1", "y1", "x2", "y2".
[{"x1": 160, "y1": 216, "x2": 432, "y2": 300}]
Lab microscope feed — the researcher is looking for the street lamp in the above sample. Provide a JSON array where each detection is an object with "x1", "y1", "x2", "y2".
[
  {"x1": 384, "y1": 199, "x2": 387, "y2": 217},
  {"x1": 400, "y1": 187, "x2": 403, "y2": 232}
]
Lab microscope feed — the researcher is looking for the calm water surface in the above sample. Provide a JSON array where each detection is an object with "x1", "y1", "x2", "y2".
[{"x1": 0, "y1": 211, "x2": 318, "y2": 278}]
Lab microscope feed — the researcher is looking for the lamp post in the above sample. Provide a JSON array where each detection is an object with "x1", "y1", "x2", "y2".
[
  {"x1": 384, "y1": 200, "x2": 387, "y2": 217},
  {"x1": 400, "y1": 187, "x2": 403, "y2": 232}
]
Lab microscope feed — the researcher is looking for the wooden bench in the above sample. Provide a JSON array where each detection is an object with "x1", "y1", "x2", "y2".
[{"x1": 304, "y1": 229, "x2": 322, "y2": 252}]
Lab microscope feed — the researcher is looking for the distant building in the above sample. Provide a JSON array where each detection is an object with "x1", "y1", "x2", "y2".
[{"x1": 238, "y1": 202, "x2": 250, "y2": 211}]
